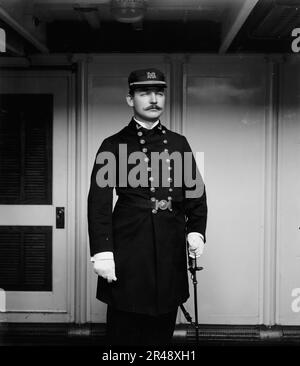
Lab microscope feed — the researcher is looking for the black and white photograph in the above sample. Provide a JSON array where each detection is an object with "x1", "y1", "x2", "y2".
[{"x1": 0, "y1": 0, "x2": 300, "y2": 361}]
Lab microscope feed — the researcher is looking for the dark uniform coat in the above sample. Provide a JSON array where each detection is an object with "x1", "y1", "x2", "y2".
[{"x1": 88, "y1": 118, "x2": 207, "y2": 316}]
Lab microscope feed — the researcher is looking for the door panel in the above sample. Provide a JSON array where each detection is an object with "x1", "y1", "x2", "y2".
[
  {"x1": 183, "y1": 58, "x2": 267, "y2": 324},
  {"x1": 0, "y1": 72, "x2": 73, "y2": 322},
  {"x1": 277, "y1": 62, "x2": 300, "y2": 324}
]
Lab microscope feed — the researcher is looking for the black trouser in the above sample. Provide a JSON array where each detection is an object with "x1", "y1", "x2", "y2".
[{"x1": 106, "y1": 306, "x2": 178, "y2": 346}]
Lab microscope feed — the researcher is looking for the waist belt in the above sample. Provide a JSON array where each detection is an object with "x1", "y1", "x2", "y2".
[
  {"x1": 117, "y1": 196, "x2": 183, "y2": 212},
  {"x1": 152, "y1": 199, "x2": 172, "y2": 211}
]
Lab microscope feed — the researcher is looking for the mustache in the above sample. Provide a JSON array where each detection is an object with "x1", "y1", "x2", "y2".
[{"x1": 145, "y1": 105, "x2": 162, "y2": 111}]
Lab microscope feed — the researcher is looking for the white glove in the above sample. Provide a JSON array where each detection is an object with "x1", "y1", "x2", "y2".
[
  {"x1": 187, "y1": 232, "x2": 205, "y2": 258},
  {"x1": 92, "y1": 252, "x2": 117, "y2": 283}
]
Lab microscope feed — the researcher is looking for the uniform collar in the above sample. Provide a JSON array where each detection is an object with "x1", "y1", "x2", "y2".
[
  {"x1": 128, "y1": 118, "x2": 164, "y2": 134},
  {"x1": 133, "y1": 117, "x2": 160, "y2": 130}
]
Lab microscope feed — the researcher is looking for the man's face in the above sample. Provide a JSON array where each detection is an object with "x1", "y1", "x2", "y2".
[{"x1": 126, "y1": 87, "x2": 166, "y2": 122}]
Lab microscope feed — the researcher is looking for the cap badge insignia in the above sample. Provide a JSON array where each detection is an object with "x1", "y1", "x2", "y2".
[{"x1": 147, "y1": 72, "x2": 157, "y2": 79}]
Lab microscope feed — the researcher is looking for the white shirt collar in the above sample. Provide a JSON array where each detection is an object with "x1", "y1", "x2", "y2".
[{"x1": 133, "y1": 117, "x2": 160, "y2": 130}]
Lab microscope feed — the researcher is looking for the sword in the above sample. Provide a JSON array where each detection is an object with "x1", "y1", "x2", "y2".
[{"x1": 180, "y1": 253, "x2": 203, "y2": 344}]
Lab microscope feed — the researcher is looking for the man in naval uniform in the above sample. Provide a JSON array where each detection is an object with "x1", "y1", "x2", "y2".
[{"x1": 88, "y1": 68, "x2": 207, "y2": 346}]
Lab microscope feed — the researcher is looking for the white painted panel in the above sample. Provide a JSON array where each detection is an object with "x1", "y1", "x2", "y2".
[
  {"x1": 277, "y1": 62, "x2": 300, "y2": 325},
  {"x1": 0, "y1": 73, "x2": 73, "y2": 322},
  {"x1": 183, "y1": 57, "x2": 266, "y2": 324}
]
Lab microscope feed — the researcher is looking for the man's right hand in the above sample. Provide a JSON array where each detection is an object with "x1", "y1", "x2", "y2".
[{"x1": 93, "y1": 258, "x2": 117, "y2": 283}]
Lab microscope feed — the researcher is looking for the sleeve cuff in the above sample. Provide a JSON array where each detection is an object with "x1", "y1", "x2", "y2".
[
  {"x1": 90, "y1": 251, "x2": 114, "y2": 262},
  {"x1": 187, "y1": 232, "x2": 204, "y2": 242}
]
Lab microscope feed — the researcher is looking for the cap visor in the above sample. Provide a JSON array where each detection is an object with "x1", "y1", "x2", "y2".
[{"x1": 129, "y1": 81, "x2": 167, "y2": 87}]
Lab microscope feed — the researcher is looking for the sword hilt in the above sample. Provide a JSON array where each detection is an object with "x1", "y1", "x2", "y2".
[
  {"x1": 188, "y1": 257, "x2": 203, "y2": 284},
  {"x1": 189, "y1": 264, "x2": 203, "y2": 271},
  {"x1": 188, "y1": 257, "x2": 203, "y2": 272}
]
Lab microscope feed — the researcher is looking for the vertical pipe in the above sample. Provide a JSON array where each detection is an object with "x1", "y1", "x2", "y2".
[
  {"x1": 74, "y1": 57, "x2": 89, "y2": 323},
  {"x1": 262, "y1": 56, "x2": 280, "y2": 325}
]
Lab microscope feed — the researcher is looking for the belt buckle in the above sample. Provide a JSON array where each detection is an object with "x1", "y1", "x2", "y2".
[{"x1": 156, "y1": 199, "x2": 172, "y2": 211}]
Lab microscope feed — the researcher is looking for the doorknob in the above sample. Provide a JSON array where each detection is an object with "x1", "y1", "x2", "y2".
[{"x1": 56, "y1": 207, "x2": 65, "y2": 229}]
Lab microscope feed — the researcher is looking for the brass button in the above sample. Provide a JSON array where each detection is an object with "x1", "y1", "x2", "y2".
[
  {"x1": 162, "y1": 130, "x2": 166, "y2": 134},
  {"x1": 168, "y1": 196, "x2": 172, "y2": 200},
  {"x1": 168, "y1": 166, "x2": 172, "y2": 170},
  {"x1": 152, "y1": 209, "x2": 157, "y2": 214},
  {"x1": 149, "y1": 176, "x2": 154, "y2": 182},
  {"x1": 147, "y1": 167, "x2": 152, "y2": 171},
  {"x1": 166, "y1": 159, "x2": 170, "y2": 163},
  {"x1": 169, "y1": 188, "x2": 173, "y2": 192},
  {"x1": 140, "y1": 139, "x2": 146, "y2": 144},
  {"x1": 137, "y1": 131, "x2": 143, "y2": 136},
  {"x1": 144, "y1": 157, "x2": 149, "y2": 163},
  {"x1": 150, "y1": 187, "x2": 155, "y2": 192},
  {"x1": 142, "y1": 148, "x2": 148, "y2": 153},
  {"x1": 163, "y1": 139, "x2": 168, "y2": 144},
  {"x1": 164, "y1": 149, "x2": 168, "y2": 153},
  {"x1": 168, "y1": 177, "x2": 173, "y2": 182},
  {"x1": 151, "y1": 197, "x2": 156, "y2": 202}
]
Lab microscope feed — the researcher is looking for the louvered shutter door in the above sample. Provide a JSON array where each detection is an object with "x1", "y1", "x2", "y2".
[
  {"x1": 0, "y1": 94, "x2": 53, "y2": 291},
  {"x1": 0, "y1": 94, "x2": 53, "y2": 204},
  {"x1": 0, "y1": 226, "x2": 52, "y2": 291}
]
